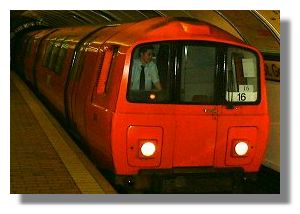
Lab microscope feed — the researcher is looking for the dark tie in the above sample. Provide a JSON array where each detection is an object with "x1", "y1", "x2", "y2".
[{"x1": 140, "y1": 65, "x2": 145, "y2": 90}]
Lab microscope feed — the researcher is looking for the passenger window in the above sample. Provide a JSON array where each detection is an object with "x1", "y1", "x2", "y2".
[
  {"x1": 43, "y1": 39, "x2": 56, "y2": 67},
  {"x1": 105, "y1": 46, "x2": 119, "y2": 93},
  {"x1": 54, "y1": 42, "x2": 68, "y2": 74},
  {"x1": 92, "y1": 46, "x2": 118, "y2": 104},
  {"x1": 180, "y1": 45, "x2": 216, "y2": 104},
  {"x1": 96, "y1": 47, "x2": 113, "y2": 94},
  {"x1": 48, "y1": 39, "x2": 64, "y2": 70},
  {"x1": 25, "y1": 38, "x2": 34, "y2": 55},
  {"x1": 225, "y1": 48, "x2": 258, "y2": 103},
  {"x1": 127, "y1": 42, "x2": 172, "y2": 103},
  {"x1": 93, "y1": 53, "x2": 104, "y2": 94}
]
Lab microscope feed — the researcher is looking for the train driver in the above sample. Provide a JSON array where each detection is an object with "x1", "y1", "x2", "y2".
[{"x1": 130, "y1": 45, "x2": 162, "y2": 91}]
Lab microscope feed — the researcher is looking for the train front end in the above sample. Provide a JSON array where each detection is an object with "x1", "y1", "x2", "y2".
[{"x1": 111, "y1": 19, "x2": 270, "y2": 192}]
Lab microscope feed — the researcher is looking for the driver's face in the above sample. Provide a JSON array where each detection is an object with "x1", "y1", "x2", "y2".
[{"x1": 141, "y1": 49, "x2": 154, "y2": 64}]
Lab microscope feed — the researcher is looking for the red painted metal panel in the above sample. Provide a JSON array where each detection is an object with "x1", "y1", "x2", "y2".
[{"x1": 173, "y1": 105, "x2": 218, "y2": 167}]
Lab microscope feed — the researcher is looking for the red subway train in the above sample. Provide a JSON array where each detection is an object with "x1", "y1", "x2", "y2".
[{"x1": 14, "y1": 17, "x2": 270, "y2": 192}]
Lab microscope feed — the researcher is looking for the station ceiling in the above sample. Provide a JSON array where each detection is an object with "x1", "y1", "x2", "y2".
[{"x1": 10, "y1": 10, "x2": 280, "y2": 54}]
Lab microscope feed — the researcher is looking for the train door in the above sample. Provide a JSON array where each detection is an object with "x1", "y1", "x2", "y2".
[
  {"x1": 126, "y1": 41, "x2": 221, "y2": 168},
  {"x1": 65, "y1": 42, "x2": 88, "y2": 130},
  {"x1": 35, "y1": 36, "x2": 69, "y2": 114},
  {"x1": 173, "y1": 43, "x2": 220, "y2": 167},
  {"x1": 47, "y1": 37, "x2": 72, "y2": 114},
  {"x1": 24, "y1": 30, "x2": 56, "y2": 84},
  {"x1": 85, "y1": 45, "x2": 119, "y2": 168},
  {"x1": 65, "y1": 40, "x2": 102, "y2": 136}
]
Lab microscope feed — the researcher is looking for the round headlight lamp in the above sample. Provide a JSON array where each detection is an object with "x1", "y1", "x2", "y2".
[
  {"x1": 141, "y1": 142, "x2": 156, "y2": 157},
  {"x1": 234, "y1": 141, "x2": 249, "y2": 156}
]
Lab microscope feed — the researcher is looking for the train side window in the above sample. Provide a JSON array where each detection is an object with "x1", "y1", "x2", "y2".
[
  {"x1": 43, "y1": 39, "x2": 56, "y2": 67},
  {"x1": 25, "y1": 38, "x2": 34, "y2": 55},
  {"x1": 225, "y1": 47, "x2": 259, "y2": 103},
  {"x1": 93, "y1": 53, "x2": 104, "y2": 96},
  {"x1": 48, "y1": 39, "x2": 64, "y2": 70},
  {"x1": 105, "y1": 46, "x2": 119, "y2": 93},
  {"x1": 54, "y1": 42, "x2": 68, "y2": 74},
  {"x1": 96, "y1": 47, "x2": 114, "y2": 94},
  {"x1": 22, "y1": 37, "x2": 31, "y2": 56}
]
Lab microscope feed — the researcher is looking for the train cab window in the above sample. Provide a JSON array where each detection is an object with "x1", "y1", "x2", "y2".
[
  {"x1": 127, "y1": 42, "x2": 259, "y2": 105},
  {"x1": 179, "y1": 45, "x2": 216, "y2": 104},
  {"x1": 127, "y1": 43, "x2": 172, "y2": 103},
  {"x1": 225, "y1": 48, "x2": 259, "y2": 103}
]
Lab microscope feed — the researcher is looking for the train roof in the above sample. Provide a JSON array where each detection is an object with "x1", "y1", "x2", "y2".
[
  {"x1": 109, "y1": 17, "x2": 244, "y2": 46},
  {"x1": 29, "y1": 17, "x2": 249, "y2": 50}
]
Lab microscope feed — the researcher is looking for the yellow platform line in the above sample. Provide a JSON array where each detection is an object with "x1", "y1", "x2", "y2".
[{"x1": 12, "y1": 73, "x2": 108, "y2": 194}]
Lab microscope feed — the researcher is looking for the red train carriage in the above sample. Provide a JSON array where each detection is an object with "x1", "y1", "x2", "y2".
[
  {"x1": 17, "y1": 17, "x2": 270, "y2": 191},
  {"x1": 23, "y1": 29, "x2": 57, "y2": 85}
]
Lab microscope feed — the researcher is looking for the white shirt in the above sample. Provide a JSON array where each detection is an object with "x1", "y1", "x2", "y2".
[{"x1": 130, "y1": 59, "x2": 160, "y2": 91}]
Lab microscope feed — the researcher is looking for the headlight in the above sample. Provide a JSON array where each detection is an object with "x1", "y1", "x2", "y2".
[
  {"x1": 140, "y1": 141, "x2": 156, "y2": 157},
  {"x1": 149, "y1": 93, "x2": 156, "y2": 100},
  {"x1": 234, "y1": 141, "x2": 249, "y2": 156}
]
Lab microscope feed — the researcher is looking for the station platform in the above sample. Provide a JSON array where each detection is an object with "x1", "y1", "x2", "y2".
[{"x1": 10, "y1": 72, "x2": 116, "y2": 194}]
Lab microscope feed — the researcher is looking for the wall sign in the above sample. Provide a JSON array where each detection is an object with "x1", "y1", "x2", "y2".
[{"x1": 265, "y1": 60, "x2": 280, "y2": 82}]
